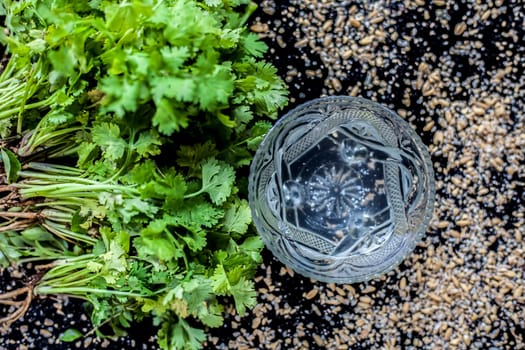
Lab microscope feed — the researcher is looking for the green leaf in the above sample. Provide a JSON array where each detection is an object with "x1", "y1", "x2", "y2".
[
  {"x1": 239, "y1": 235, "x2": 264, "y2": 252},
  {"x1": 160, "y1": 46, "x2": 190, "y2": 72},
  {"x1": 141, "y1": 168, "x2": 187, "y2": 208},
  {"x1": 135, "y1": 226, "x2": 183, "y2": 263},
  {"x1": 169, "y1": 318, "x2": 207, "y2": 350},
  {"x1": 210, "y1": 264, "x2": 230, "y2": 295},
  {"x1": 100, "y1": 76, "x2": 143, "y2": 117},
  {"x1": 77, "y1": 142, "x2": 98, "y2": 169},
  {"x1": 153, "y1": 98, "x2": 189, "y2": 135},
  {"x1": 197, "y1": 158, "x2": 235, "y2": 205},
  {"x1": 233, "y1": 59, "x2": 288, "y2": 118},
  {"x1": 232, "y1": 105, "x2": 254, "y2": 127},
  {"x1": 176, "y1": 141, "x2": 218, "y2": 171},
  {"x1": 21, "y1": 227, "x2": 54, "y2": 241},
  {"x1": 221, "y1": 199, "x2": 251, "y2": 234},
  {"x1": 164, "y1": 199, "x2": 223, "y2": 230},
  {"x1": 1, "y1": 148, "x2": 21, "y2": 184},
  {"x1": 241, "y1": 32, "x2": 268, "y2": 57},
  {"x1": 196, "y1": 66, "x2": 234, "y2": 111},
  {"x1": 230, "y1": 277, "x2": 257, "y2": 315},
  {"x1": 204, "y1": 0, "x2": 222, "y2": 7},
  {"x1": 182, "y1": 276, "x2": 213, "y2": 312},
  {"x1": 0, "y1": 234, "x2": 22, "y2": 267},
  {"x1": 91, "y1": 123, "x2": 127, "y2": 161},
  {"x1": 48, "y1": 46, "x2": 77, "y2": 76},
  {"x1": 247, "y1": 121, "x2": 272, "y2": 150},
  {"x1": 197, "y1": 300, "x2": 223, "y2": 327},
  {"x1": 151, "y1": 76, "x2": 196, "y2": 104},
  {"x1": 217, "y1": 111, "x2": 236, "y2": 128},
  {"x1": 59, "y1": 328, "x2": 83, "y2": 342},
  {"x1": 123, "y1": 160, "x2": 157, "y2": 185},
  {"x1": 133, "y1": 130, "x2": 162, "y2": 158}
]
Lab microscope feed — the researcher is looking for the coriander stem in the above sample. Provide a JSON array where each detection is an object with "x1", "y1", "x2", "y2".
[
  {"x1": 42, "y1": 273, "x2": 99, "y2": 288},
  {"x1": 35, "y1": 286, "x2": 150, "y2": 298},
  {"x1": 41, "y1": 221, "x2": 98, "y2": 245},
  {"x1": 17, "y1": 171, "x2": 98, "y2": 185},
  {"x1": 27, "y1": 162, "x2": 85, "y2": 176},
  {"x1": 0, "y1": 94, "x2": 55, "y2": 120},
  {"x1": 19, "y1": 183, "x2": 138, "y2": 198},
  {"x1": 183, "y1": 189, "x2": 203, "y2": 199}
]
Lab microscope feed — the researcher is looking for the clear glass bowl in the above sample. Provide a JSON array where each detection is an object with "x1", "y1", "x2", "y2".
[{"x1": 248, "y1": 96, "x2": 435, "y2": 284}]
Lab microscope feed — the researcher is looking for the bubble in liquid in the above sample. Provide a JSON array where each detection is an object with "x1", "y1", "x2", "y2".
[
  {"x1": 283, "y1": 180, "x2": 304, "y2": 208},
  {"x1": 341, "y1": 138, "x2": 369, "y2": 164}
]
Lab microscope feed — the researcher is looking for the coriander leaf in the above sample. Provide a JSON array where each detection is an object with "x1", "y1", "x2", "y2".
[
  {"x1": 160, "y1": 46, "x2": 190, "y2": 72},
  {"x1": 150, "y1": 76, "x2": 196, "y2": 104},
  {"x1": 232, "y1": 105, "x2": 254, "y2": 129},
  {"x1": 196, "y1": 66, "x2": 234, "y2": 111},
  {"x1": 230, "y1": 277, "x2": 257, "y2": 315},
  {"x1": 122, "y1": 160, "x2": 157, "y2": 185},
  {"x1": 186, "y1": 158, "x2": 235, "y2": 205},
  {"x1": 127, "y1": 51, "x2": 151, "y2": 77},
  {"x1": 241, "y1": 32, "x2": 268, "y2": 57},
  {"x1": 182, "y1": 276, "x2": 213, "y2": 312},
  {"x1": 134, "y1": 224, "x2": 183, "y2": 263},
  {"x1": 118, "y1": 197, "x2": 158, "y2": 223},
  {"x1": 246, "y1": 121, "x2": 272, "y2": 150},
  {"x1": 48, "y1": 46, "x2": 77, "y2": 77},
  {"x1": 100, "y1": 76, "x2": 142, "y2": 117},
  {"x1": 91, "y1": 123, "x2": 127, "y2": 161},
  {"x1": 176, "y1": 141, "x2": 218, "y2": 172},
  {"x1": 197, "y1": 300, "x2": 223, "y2": 328},
  {"x1": 140, "y1": 168, "x2": 187, "y2": 208},
  {"x1": 59, "y1": 328, "x2": 83, "y2": 342},
  {"x1": 233, "y1": 59, "x2": 288, "y2": 118},
  {"x1": 218, "y1": 28, "x2": 241, "y2": 49},
  {"x1": 45, "y1": 110, "x2": 75, "y2": 125},
  {"x1": 133, "y1": 130, "x2": 162, "y2": 158},
  {"x1": 0, "y1": 235, "x2": 22, "y2": 267},
  {"x1": 1, "y1": 148, "x2": 21, "y2": 184},
  {"x1": 153, "y1": 98, "x2": 189, "y2": 135},
  {"x1": 170, "y1": 318, "x2": 207, "y2": 350},
  {"x1": 239, "y1": 236, "x2": 265, "y2": 253},
  {"x1": 210, "y1": 264, "x2": 230, "y2": 295},
  {"x1": 164, "y1": 199, "x2": 223, "y2": 229},
  {"x1": 204, "y1": 0, "x2": 222, "y2": 7},
  {"x1": 103, "y1": 1, "x2": 152, "y2": 34},
  {"x1": 221, "y1": 199, "x2": 251, "y2": 234},
  {"x1": 176, "y1": 227, "x2": 207, "y2": 252}
]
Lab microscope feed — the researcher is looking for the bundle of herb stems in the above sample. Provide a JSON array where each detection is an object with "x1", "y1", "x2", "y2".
[{"x1": 0, "y1": 1, "x2": 288, "y2": 349}]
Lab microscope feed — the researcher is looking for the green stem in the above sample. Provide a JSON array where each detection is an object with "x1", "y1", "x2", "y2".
[
  {"x1": 34, "y1": 199, "x2": 94, "y2": 210},
  {"x1": 17, "y1": 171, "x2": 98, "y2": 185},
  {"x1": 17, "y1": 59, "x2": 43, "y2": 134},
  {"x1": 166, "y1": 228, "x2": 188, "y2": 270},
  {"x1": 17, "y1": 255, "x2": 70, "y2": 264},
  {"x1": 0, "y1": 56, "x2": 18, "y2": 81},
  {"x1": 0, "y1": 94, "x2": 55, "y2": 120},
  {"x1": 19, "y1": 183, "x2": 138, "y2": 199},
  {"x1": 183, "y1": 189, "x2": 204, "y2": 199},
  {"x1": 35, "y1": 286, "x2": 150, "y2": 298},
  {"x1": 108, "y1": 129, "x2": 136, "y2": 182},
  {"x1": 43, "y1": 271, "x2": 99, "y2": 288},
  {"x1": 0, "y1": 84, "x2": 25, "y2": 104},
  {"x1": 41, "y1": 220, "x2": 98, "y2": 245},
  {"x1": 238, "y1": 1, "x2": 258, "y2": 27},
  {"x1": 27, "y1": 162, "x2": 85, "y2": 176},
  {"x1": 19, "y1": 126, "x2": 83, "y2": 156}
]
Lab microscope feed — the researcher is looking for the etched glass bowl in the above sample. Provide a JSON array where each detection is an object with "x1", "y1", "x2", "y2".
[{"x1": 248, "y1": 96, "x2": 435, "y2": 284}]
